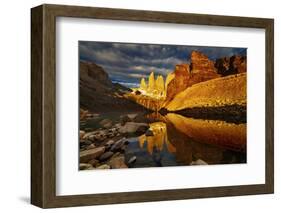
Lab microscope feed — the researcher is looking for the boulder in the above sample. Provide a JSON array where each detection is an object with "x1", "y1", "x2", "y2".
[
  {"x1": 110, "y1": 138, "x2": 127, "y2": 151},
  {"x1": 80, "y1": 146, "x2": 105, "y2": 163},
  {"x1": 99, "y1": 151, "x2": 114, "y2": 161},
  {"x1": 108, "y1": 156, "x2": 128, "y2": 169},
  {"x1": 118, "y1": 122, "x2": 149, "y2": 134},
  {"x1": 88, "y1": 159, "x2": 99, "y2": 167},
  {"x1": 79, "y1": 163, "x2": 93, "y2": 170},
  {"x1": 99, "y1": 119, "x2": 113, "y2": 128},
  {"x1": 86, "y1": 143, "x2": 96, "y2": 150}
]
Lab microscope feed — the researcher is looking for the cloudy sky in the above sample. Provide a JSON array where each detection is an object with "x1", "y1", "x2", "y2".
[{"x1": 79, "y1": 41, "x2": 246, "y2": 88}]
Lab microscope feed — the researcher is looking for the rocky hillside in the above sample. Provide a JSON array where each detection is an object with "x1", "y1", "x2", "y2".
[
  {"x1": 80, "y1": 61, "x2": 145, "y2": 113},
  {"x1": 165, "y1": 73, "x2": 246, "y2": 111},
  {"x1": 126, "y1": 50, "x2": 246, "y2": 122}
]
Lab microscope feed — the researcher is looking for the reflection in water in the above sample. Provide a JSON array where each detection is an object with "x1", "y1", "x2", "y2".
[
  {"x1": 125, "y1": 113, "x2": 246, "y2": 168},
  {"x1": 165, "y1": 113, "x2": 246, "y2": 152},
  {"x1": 138, "y1": 122, "x2": 176, "y2": 155}
]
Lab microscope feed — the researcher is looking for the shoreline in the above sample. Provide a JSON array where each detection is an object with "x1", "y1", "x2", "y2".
[{"x1": 159, "y1": 104, "x2": 246, "y2": 124}]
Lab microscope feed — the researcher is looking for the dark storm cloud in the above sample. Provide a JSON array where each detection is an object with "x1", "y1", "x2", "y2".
[{"x1": 79, "y1": 41, "x2": 246, "y2": 87}]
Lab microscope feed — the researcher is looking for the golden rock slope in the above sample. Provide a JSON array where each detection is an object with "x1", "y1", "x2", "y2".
[{"x1": 165, "y1": 72, "x2": 246, "y2": 111}]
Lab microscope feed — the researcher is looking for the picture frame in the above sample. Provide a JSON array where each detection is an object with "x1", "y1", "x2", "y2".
[{"x1": 31, "y1": 4, "x2": 274, "y2": 208}]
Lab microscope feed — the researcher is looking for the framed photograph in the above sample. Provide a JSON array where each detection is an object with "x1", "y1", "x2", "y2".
[{"x1": 31, "y1": 4, "x2": 274, "y2": 208}]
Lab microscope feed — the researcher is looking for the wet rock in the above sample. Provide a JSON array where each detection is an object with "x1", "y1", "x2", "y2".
[
  {"x1": 190, "y1": 159, "x2": 208, "y2": 165},
  {"x1": 118, "y1": 122, "x2": 149, "y2": 134},
  {"x1": 97, "y1": 164, "x2": 110, "y2": 169},
  {"x1": 99, "y1": 151, "x2": 114, "y2": 161},
  {"x1": 110, "y1": 138, "x2": 127, "y2": 151},
  {"x1": 128, "y1": 156, "x2": 137, "y2": 164},
  {"x1": 99, "y1": 119, "x2": 113, "y2": 128},
  {"x1": 108, "y1": 156, "x2": 128, "y2": 169},
  {"x1": 145, "y1": 129, "x2": 154, "y2": 136},
  {"x1": 79, "y1": 163, "x2": 93, "y2": 170},
  {"x1": 88, "y1": 159, "x2": 99, "y2": 167},
  {"x1": 80, "y1": 146, "x2": 105, "y2": 163}
]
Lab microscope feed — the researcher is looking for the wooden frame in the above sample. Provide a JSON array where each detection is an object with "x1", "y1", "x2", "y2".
[{"x1": 31, "y1": 4, "x2": 274, "y2": 208}]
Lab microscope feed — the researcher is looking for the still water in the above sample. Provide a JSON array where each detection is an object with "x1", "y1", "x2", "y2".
[
  {"x1": 124, "y1": 113, "x2": 246, "y2": 168},
  {"x1": 82, "y1": 112, "x2": 246, "y2": 168}
]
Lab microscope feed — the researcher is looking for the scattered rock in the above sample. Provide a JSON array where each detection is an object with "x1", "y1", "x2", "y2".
[
  {"x1": 79, "y1": 163, "x2": 93, "y2": 170},
  {"x1": 120, "y1": 115, "x2": 131, "y2": 125},
  {"x1": 84, "y1": 128, "x2": 93, "y2": 132},
  {"x1": 99, "y1": 119, "x2": 113, "y2": 128},
  {"x1": 99, "y1": 151, "x2": 114, "y2": 161},
  {"x1": 105, "y1": 139, "x2": 115, "y2": 146},
  {"x1": 80, "y1": 139, "x2": 92, "y2": 146},
  {"x1": 88, "y1": 159, "x2": 99, "y2": 167},
  {"x1": 128, "y1": 156, "x2": 137, "y2": 164},
  {"x1": 86, "y1": 143, "x2": 96, "y2": 150},
  {"x1": 80, "y1": 146, "x2": 105, "y2": 163},
  {"x1": 80, "y1": 130, "x2": 85, "y2": 139},
  {"x1": 145, "y1": 129, "x2": 154, "y2": 136},
  {"x1": 108, "y1": 156, "x2": 128, "y2": 169},
  {"x1": 190, "y1": 159, "x2": 208, "y2": 165},
  {"x1": 97, "y1": 164, "x2": 110, "y2": 169},
  {"x1": 82, "y1": 131, "x2": 98, "y2": 139},
  {"x1": 110, "y1": 138, "x2": 127, "y2": 151},
  {"x1": 118, "y1": 122, "x2": 149, "y2": 134},
  {"x1": 114, "y1": 123, "x2": 122, "y2": 128}
]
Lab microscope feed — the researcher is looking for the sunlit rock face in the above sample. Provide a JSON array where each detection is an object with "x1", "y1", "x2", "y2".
[
  {"x1": 165, "y1": 51, "x2": 221, "y2": 105},
  {"x1": 215, "y1": 55, "x2": 247, "y2": 76},
  {"x1": 148, "y1": 72, "x2": 155, "y2": 91},
  {"x1": 140, "y1": 77, "x2": 147, "y2": 90},
  {"x1": 155, "y1": 75, "x2": 165, "y2": 95},
  {"x1": 132, "y1": 97, "x2": 165, "y2": 111},
  {"x1": 166, "y1": 72, "x2": 246, "y2": 111},
  {"x1": 128, "y1": 50, "x2": 246, "y2": 112},
  {"x1": 165, "y1": 64, "x2": 190, "y2": 103},
  {"x1": 191, "y1": 51, "x2": 217, "y2": 74}
]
